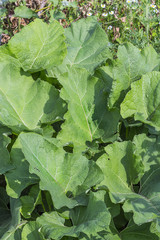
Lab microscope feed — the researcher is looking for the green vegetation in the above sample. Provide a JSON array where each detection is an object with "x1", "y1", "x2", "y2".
[{"x1": 0, "y1": 1, "x2": 160, "y2": 239}]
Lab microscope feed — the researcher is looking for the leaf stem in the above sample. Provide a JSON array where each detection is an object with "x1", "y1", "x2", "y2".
[{"x1": 35, "y1": 4, "x2": 53, "y2": 13}]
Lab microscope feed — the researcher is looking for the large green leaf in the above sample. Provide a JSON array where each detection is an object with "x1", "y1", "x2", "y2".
[
  {"x1": 14, "y1": 6, "x2": 37, "y2": 19},
  {"x1": 70, "y1": 191, "x2": 111, "y2": 238},
  {"x1": 8, "y1": 19, "x2": 67, "y2": 72},
  {"x1": 74, "y1": 191, "x2": 120, "y2": 240},
  {"x1": 122, "y1": 134, "x2": 160, "y2": 229},
  {"x1": 0, "y1": 49, "x2": 66, "y2": 133},
  {"x1": 121, "y1": 72, "x2": 160, "y2": 131},
  {"x1": 120, "y1": 220, "x2": 160, "y2": 240},
  {"x1": 0, "y1": 126, "x2": 13, "y2": 174},
  {"x1": 58, "y1": 66, "x2": 120, "y2": 148},
  {"x1": 97, "y1": 133, "x2": 160, "y2": 229},
  {"x1": 108, "y1": 43, "x2": 159, "y2": 108},
  {"x1": 1, "y1": 229, "x2": 22, "y2": 240},
  {"x1": 37, "y1": 211, "x2": 76, "y2": 239},
  {"x1": 123, "y1": 187, "x2": 160, "y2": 230},
  {"x1": 21, "y1": 221, "x2": 45, "y2": 240},
  {"x1": 20, "y1": 132, "x2": 103, "y2": 209},
  {"x1": 0, "y1": 198, "x2": 22, "y2": 240},
  {"x1": 133, "y1": 133, "x2": 160, "y2": 175},
  {"x1": 47, "y1": 16, "x2": 111, "y2": 76},
  {"x1": 94, "y1": 66, "x2": 113, "y2": 96},
  {"x1": 37, "y1": 192, "x2": 111, "y2": 239},
  {"x1": 104, "y1": 192, "x2": 120, "y2": 218},
  {"x1": 97, "y1": 137, "x2": 160, "y2": 228},
  {"x1": 5, "y1": 138, "x2": 39, "y2": 198},
  {"x1": 97, "y1": 141, "x2": 143, "y2": 202},
  {"x1": 20, "y1": 185, "x2": 41, "y2": 218},
  {"x1": 0, "y1": 188, "x2": 11, "y2": 238}
]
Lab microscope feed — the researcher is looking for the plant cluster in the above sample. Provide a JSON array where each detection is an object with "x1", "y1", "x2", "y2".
[{"x1": 0, "y1": 16, "x2": 160, "y2": 239}]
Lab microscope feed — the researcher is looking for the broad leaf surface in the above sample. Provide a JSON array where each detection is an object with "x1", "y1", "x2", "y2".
[
  {"x1": 20, "y1": 132, "x2": 103, "y2": 209},
  {"x1": 122, "y1": 134, "x2": 160, "y2": 228},
  {"x1": 48, "y1": 16, "x2": 112, "y2": 76},
  {"x1": 21, "y1": 221, "x2": 45, "y2": 240},
  {"x1": 97, "y1": 137, "x2": 160, "y2": 228},
  {"x1": 108, "y1": 43, "x2": 159, "y2": 108},
  {"x1": 0, "y1": 198, "x2": 22, "y2": 240},
  {"x1": 95, "y1": 66, "x2": 113, "y2": 96},
  {"x1": 97, "y1": 141, "x2": 143, "y2": 202},
  {"x1": 8, "y1": 19, "x2": 67, "y2": 72},
  {"x1": 37, "y1": 211, "x2": 76, "y2": 239},
  {"x1": 20, "y1": 185, "x2": 41, "y2": 218},
  {"x1": 0, "y1": 126, "x2": 13, "y2": 174},
  {"x1": 14, "y1": 6, "x2": 37, "y2": 19},
  {"x1": 120, "y1": 220, "x2": 160, "y2": 240},
  {"x1": 0, "y1": 188, "x2": 10, "y2": 238},
  {"x1": 37, "y1": 192, "x2": 111, "y2": 239},
  {"x1": 121, "y1": 72, "x2": 160, "y2": 131},
  {"x1": 5, "y1": 138, "x2": 39, "y2": 198},
  {"x1": 0, "y1": 49, "x2": 66, "y2": 133},
  {"x1": 74, "y1": 191, "x2": 120, "y2": 240},
  {"x1": 58, "y1": 66, "x2": 120, "y2": 148}
]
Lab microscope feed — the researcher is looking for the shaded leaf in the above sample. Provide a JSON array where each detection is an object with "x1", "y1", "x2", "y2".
[
  {"x1": 5, "y1": 138, "x2": 39, "y2": 198},
  {"x1": 1, "y1": 198, "x2": 22, "y2": 240},
  {"x1": 0, "y1": 126, "x2": 13, "y2": 174},
  {"x1": 20, "y1": 185, "x2": 41, "y2": 218},
  {"x1": 97, "y1": 141, "x2": 143, "y2": 203},
  {"x1": 58, "y1": 67, "x2": 120, "y2": 148},
  {"x1": 21, "y1": 221, "x2": 45, "y2": 240},
  {"x1": 122, "y1": 134, "x2": 160, "y2": 229},
  {"x1": 108, "y1": 43, "x2": 159, "y2": 108},
  {"x1": 37, "y1": 192, "x2": 111, "y2": 239},
  {"x1": 121, "y1": 72, "x2": 160, "y2": 131},
  {"x1": 120, "y1": 220, "x2": 160, "y2": 240}
]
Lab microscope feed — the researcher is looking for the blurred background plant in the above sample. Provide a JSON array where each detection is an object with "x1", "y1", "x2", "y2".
[{"x1": 0, "y1": 0, "x2": 160, "y2": 53}]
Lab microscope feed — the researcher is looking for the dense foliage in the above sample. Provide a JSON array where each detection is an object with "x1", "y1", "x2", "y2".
[{"x1": 0, "y1": 16, "x2": 160, "y2": 239}]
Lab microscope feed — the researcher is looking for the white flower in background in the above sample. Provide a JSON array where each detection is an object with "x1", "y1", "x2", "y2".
[
  {"x1": 62, "y1": 1, "x2": 69, "y2": 6},
  {"x1": 0, "y1": 0, "x2": 8, "y2": 5},
  {"x1": 126, "y1": 0, "x2": 132, "y2": 4},
  {"x1": 108, "y1": 25, "x2": 112, "y2": 30},
  {"x1": 109, "y1": 11, "x2": 114, "y2": 15},
  {"x1": 132, "y1": 0, "x2": 138, "y2": 3},
  {"x1": 102, "y1": 12, "x2": 108, "y2": 17},
  {"x1": 150, "y1": 4, "x2": 156, "y2": 8},
  {"x1": 87, "y1": 12, "x2": 92, "y2": 17},
  {"x1": 153, "y1": 9, "x2": 159, "y2": 13},
  {"x1": 101, "y1": 4, "x2": 106, "y2": 8}
]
